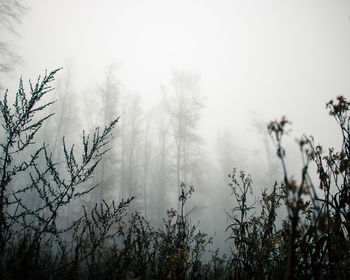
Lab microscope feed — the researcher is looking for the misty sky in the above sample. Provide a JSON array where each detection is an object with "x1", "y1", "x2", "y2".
[{"x1": 10, "y1": 0, "x2": 350, "y2": 156}]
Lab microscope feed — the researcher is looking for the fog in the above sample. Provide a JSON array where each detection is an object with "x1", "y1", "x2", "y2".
[{"x1": 2, "y1": 0, "x2": 350, "y2": 252}]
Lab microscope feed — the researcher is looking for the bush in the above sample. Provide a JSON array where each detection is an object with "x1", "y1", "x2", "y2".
[{"x1": 0, "y1": 70, "x2": 132, "y2": 279}]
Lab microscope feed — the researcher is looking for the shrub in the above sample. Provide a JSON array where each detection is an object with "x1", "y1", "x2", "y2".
[{"x1": 0, "y1": 70, "x2": 132, "y2": 279}]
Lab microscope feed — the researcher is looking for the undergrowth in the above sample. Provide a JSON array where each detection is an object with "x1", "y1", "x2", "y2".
[{"x1": 0, "y1": 70, "x2": 349, "y2": 279}]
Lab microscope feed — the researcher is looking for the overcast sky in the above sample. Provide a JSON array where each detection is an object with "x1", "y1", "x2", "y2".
[{"x1": 12, "y1": 0, "x2": 350, "y2": 154}]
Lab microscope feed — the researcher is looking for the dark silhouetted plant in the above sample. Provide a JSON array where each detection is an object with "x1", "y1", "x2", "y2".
[{"x1": 0, "y1": 69, "x2": 132, "y2": 279}]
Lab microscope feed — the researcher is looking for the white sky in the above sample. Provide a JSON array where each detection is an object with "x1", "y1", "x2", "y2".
[{"x1": 12, "y1": 0, "x2": 350, "y2": 154}]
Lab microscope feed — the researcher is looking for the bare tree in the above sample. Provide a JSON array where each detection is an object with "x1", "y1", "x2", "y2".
[
  {"x1": 83, "y1": 64, "x2": 121, "y2": 206},
  {"x1": 141, "y1": 109, "x2": 153, "y2": 219},
  {"x1": 149, "y1": 90, "x2": 172, "y2": 222},
  {"x1": 95, "y1": 64, "x2": 121, "y2": 204},
  {"x1": 0, "y1": 0, "x2": 26, "y2": 76},
  {"x1": 123, "y1": 94, "x2": 144, "y2": 213},
  {"x1": 165, "y1": 70, "x2": 203, "y2": 212}
]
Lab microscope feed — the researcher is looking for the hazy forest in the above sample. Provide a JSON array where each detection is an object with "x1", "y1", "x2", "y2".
[{"x1": 1, "y1": 1, "x2": 350, "y2": 279}]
